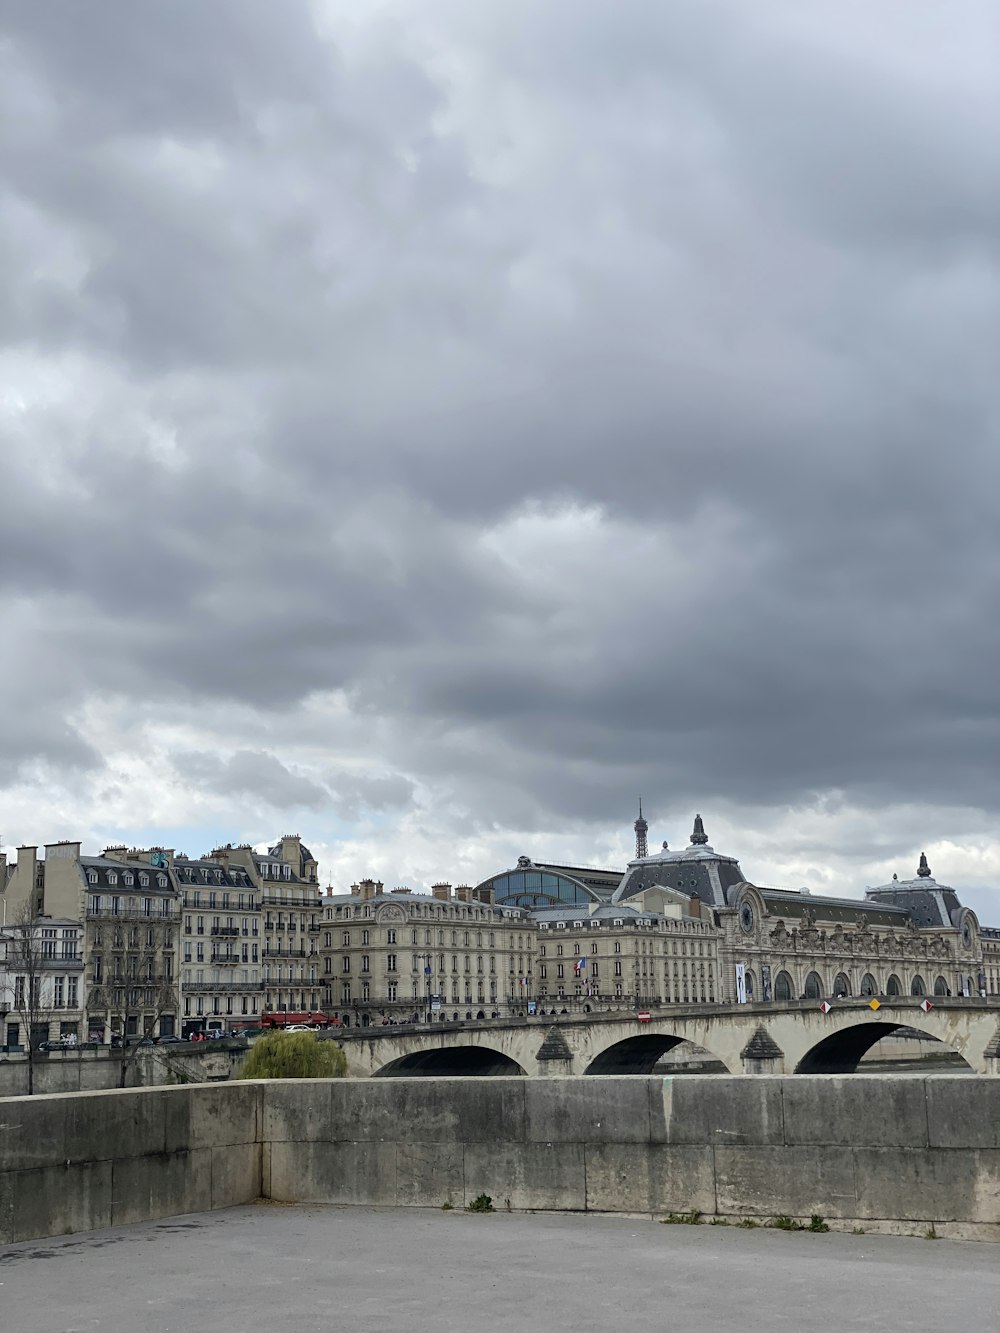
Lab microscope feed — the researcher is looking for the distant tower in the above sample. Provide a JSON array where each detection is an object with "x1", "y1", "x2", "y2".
[
  {"x1": 634, "y1": 800, "x2": 648, "y2": 860},
  {"x1": 917, "y1": 852, "x2": 931, "y2": 878},
  {"x1": 690, "y1": 813, "x2": 709, "y2": 845}
]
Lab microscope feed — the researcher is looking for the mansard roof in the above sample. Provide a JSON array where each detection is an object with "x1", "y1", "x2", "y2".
[{"x1": 865, "y1": 854, "x2": 967, "y2": 929}]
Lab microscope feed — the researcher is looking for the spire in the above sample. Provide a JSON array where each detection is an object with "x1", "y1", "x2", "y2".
[
  {"x1": 917, "y1": 852, "x2": 931, "y2": 878},
  {"x1": 633, "y1": 799, "x2": 648, "y2": 860},
  {"x1": 690, "y1": 813, "x2": 708, "y2": 846}
]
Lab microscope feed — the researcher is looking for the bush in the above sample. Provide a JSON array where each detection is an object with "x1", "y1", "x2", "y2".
[
  {"x1": 466, "y1": 1194, "x2": 494, "y2": 1213},
  {"x1": 239, "y1": 1031, "x2": 347, "y2": 1080}
]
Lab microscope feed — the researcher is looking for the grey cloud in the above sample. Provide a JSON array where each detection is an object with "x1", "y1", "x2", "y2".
[
  {"x1": 180, "y1": 749, "x2": 328, "y2": 811},
  {"x1": 1, "y1": 1, "x2": 998, "y2": 884}
]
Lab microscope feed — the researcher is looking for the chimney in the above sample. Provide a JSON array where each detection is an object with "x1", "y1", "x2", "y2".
[
  {"x1": 280, "y1": 834, "x2": 301, "y2": 869},
  {"x1": 431, "y1": 882, "x2": 452, "y2": 901},
  {"x1": 357, "y1": 878, "x2": 381, "y2": 901},
  {"x1": 454, "y1": 885, "x2": 470, "y2": 903},
  {"x1": 472, "y1": 886, "x2": 494, "y2": 906},
  {"x1": 390, "y1": 887, "x2": 412, "y2": 895}
]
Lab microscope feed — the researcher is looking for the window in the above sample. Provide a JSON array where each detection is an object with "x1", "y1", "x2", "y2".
[
  {"x1": 87, "y1": 870, "x2": 97, "y2": 885},
  {"x1": 386, "y1": 954, "x2": 397, "y2": 972},
  {"x1": 614, "y1": 961, "x2": 622, "y2": 977},
  {"x1": 53, "y1": 976, "x2": 65, "y2": 1007},
  {"x1": 557, "y1": 963, "x2": 564, "y2": 979},
  {"x1": 139, "y1": 872, "x2": 149, "y2": 887},
  {"x1": 614, "y1": 942, "x2": 622, "y2": 954},
  {"x1": 386, "y1": 928, "x2": 397, "y2": 944},
  {"x1": 68, "y1": 977, "x2": 78, "y2": 1007},
  {"x1": 342, "y1": 956, "x2": 351, "y2": 972},
  {"x1": 361, "y1": 930, "x2": 369, "y2": 946},
  {"x1": 361, "y1": 955, "x2": 370, "y2": 973}
]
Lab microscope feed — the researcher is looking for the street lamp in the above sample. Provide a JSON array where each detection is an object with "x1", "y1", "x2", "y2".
[{"x1": 414, "y1": 953, "x2": 433, "y2": 1023}]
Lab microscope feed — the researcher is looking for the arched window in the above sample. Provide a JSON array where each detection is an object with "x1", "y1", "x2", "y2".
[
  {"x1": 860, "y1": 973, "x2": 878, "y2": 997},
  {"x1": 934, "y1": 975, "x2": 949, "y2": 996},
  {"x1": 774, "y1": 970, "x2": 793, "y2": 1002},
  {"x1": 803, "y1": 971, "x2": 823, "y2": 1000},
  {"x1": 833, "y1": 973, "x2": 851, "y2": 998},
  {"x1": 745, "y1": 969, "x2": 756, "y2": 998},
  {"x1": 910, "y1": 974, "x2": 926, "y2": 996},
  {"x1": 886, "y1": 974, "x2": 901, "y2": 996}
]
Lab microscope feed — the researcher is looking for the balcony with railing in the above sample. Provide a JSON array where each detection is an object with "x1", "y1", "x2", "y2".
[{"x1": 181, "y1": 979, "x2": 265, "y2": 994}]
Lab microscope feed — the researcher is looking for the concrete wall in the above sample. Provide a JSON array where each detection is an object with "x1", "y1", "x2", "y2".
[
  {"x1": 0, "y1": 1045, "x2": 247, "y2": 1097},
  {"x1": 3, "y1": 1076, "x2": 1000, "y2": 1245},
  {"x1": 0, "y1": 1084, "x2": 261, "y2": 1243}
]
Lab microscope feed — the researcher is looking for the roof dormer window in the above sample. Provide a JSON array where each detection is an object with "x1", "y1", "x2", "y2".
[
  {"x1": 157, "y1": 874, "x2": 167, "y2": 889},
  {"x1": 123, "y1": 872, "x2": 133, "y2": 886},
  {"x1": 86, "y1": 870, "x2": 97, "y2": 885},
  {"x1": 139, "y1": 872, "x2": 149, "y2": 887}
]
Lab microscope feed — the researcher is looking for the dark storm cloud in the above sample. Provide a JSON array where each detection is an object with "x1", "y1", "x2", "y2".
[{"x1": 1, "y1": 0, "x2": 999, "y2": 865}]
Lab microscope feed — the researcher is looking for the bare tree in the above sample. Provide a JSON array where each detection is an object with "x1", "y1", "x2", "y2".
[
  {"x1": 86, "y1": 911, "x2": 180, "y2": 1087},
  {"x1": 0, "y1": 904, "x2": 54, "y2": 1095}
]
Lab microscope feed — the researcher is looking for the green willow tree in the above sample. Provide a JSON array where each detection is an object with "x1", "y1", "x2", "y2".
[{"x1": 239, "y1": 1030, "x2": 347, "y2": 1080}]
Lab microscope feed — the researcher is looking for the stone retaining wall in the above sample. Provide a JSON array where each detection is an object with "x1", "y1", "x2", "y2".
[{"x1": 2, "y1": 1076, "x2": 998, "y2": 1243}]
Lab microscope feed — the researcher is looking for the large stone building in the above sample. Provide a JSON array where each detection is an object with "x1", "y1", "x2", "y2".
[
  {"x1": 320, "y1": 878, "x2": 535, "y2": 1026},
  {"x1": 478, "y1": 811, "x2": 994, "y2": 1010},
  {"x1": 613, "y1": 817, "x2": 986, "y2": 1004}
]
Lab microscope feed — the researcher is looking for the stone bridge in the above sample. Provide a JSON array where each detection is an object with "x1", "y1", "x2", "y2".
[{"x1": 336, "y1": 997, "x2": 1000, "y2": 1077}]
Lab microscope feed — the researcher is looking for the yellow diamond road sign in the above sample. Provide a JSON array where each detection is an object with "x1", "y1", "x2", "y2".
[{"x1": 868, "y1": 998, "x2": 881, "y2": 1011}]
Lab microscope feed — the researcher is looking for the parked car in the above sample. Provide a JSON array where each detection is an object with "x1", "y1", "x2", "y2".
[
  {"x1": 155, "y1": 1035, "x2": 184, "y2": 1045},
  {"x1": 284, "y1": 1024, "x2": 315, "y2": 1032}
]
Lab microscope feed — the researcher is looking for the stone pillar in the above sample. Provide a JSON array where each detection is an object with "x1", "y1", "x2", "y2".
[{"x1": 740, "y1": 1025, "x2": 784, "y2": 1074}]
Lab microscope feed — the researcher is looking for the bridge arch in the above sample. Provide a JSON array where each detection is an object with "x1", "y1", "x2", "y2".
[
  {"x1": 584, "y1": 1031, "x2": 735, "y2": 1075},
  {"x1": 794, "y1": 1018, "x2": 973, "y2": 1075},
  {"x1": 374, "y1": 1045, "x2": 526, "y2": 1077}
]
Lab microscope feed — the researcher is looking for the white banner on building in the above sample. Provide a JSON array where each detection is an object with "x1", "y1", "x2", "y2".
[{"x1": 735, "y1": 963, "x2": 747, "y2": 1005}]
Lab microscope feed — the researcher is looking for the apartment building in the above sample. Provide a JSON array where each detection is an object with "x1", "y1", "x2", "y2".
[
  {"x1": 174, "y1": 851, "x2": 262, "y2": 1034},
  {"x1": 320, "y1": 879, "x2": 535, "y2": 1026},
  {"x1": 0, "y1": 918, "x2": 84, "y2": 1047},
  {"x1": 254, "y1": 836, "x2": 325, "y2": 1016},
  {"x1": 533, "y1": 903, "x2": 719, "y2": 1009}
]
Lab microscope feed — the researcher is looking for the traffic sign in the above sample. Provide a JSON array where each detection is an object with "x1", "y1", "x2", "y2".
[
  {"x1": 920, "y1": 999, "x2": 933, "y2": 1012},
  {"x1": 868, "y1": 998, "x2": 881, "y2": 1011},
  {"x1": 819, "y1": 1001, "x2": 832, "y2": 1014},
  {"x1": 637, "y1": 1011, "x2": 651, "y2": 1023}
]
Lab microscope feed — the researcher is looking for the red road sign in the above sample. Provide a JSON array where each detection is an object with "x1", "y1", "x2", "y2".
[
  {"x1": 819, "y1": 1001, "x2": 832, "y2": 1014},
  {"x1": 920, "y1": 999, "x2": 933, "y2": 1012},
  {"x1": 637, "y1": 1011, "x2": 651, "y2": 1022}
]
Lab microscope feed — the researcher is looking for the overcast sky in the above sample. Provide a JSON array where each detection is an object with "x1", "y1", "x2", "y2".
[{"x1": 2, "y1": 1, "x2": 999, "y2": 916}]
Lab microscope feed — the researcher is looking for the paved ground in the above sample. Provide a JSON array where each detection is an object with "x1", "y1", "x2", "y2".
[{"x1": 1, "y1": 1206, "x2": 997, "y2": 1332}]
